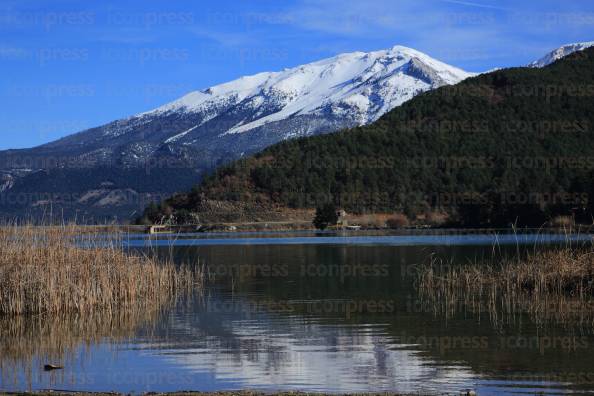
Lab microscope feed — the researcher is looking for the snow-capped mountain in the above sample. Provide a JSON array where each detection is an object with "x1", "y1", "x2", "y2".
[
  {"x1": 0, "y1": 42, "x2": 590, "y2": 220},
  {"x1": 0, "y1": 45, "x2": 473, "y2": 219},
  {"x1": 529, "y1": 41, "x2": 594, "y2": 68},
  {"x1": 14, "y1": 46, "x2": 471, "y2": 175},
  {"x1": 139, "y1": 45, "x2": 472, "y2": 138}
]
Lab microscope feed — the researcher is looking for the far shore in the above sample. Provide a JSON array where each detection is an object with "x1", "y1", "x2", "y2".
[
  {"x1": 3, "y1": 222, "x2": 593, "y2": 235},
  {"x1": 122, "y1": 222, "x2": 594, "y2": 235},
  {"x1": 0, "y1": 391, "x2": 438, "y2": 396}
]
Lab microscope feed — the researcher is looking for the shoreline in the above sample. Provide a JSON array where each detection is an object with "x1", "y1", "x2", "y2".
[
  {"x1": 143, "y1": 223, "x2": 593, "y2": 235},
  {"x1": 3, "y1": 223, "x2": 591, "y2": 236},
  {"x1": 0, "y1": 392, "x2": 425, "y2": 396}
]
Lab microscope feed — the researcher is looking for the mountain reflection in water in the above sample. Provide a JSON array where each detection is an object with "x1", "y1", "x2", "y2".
[{"x1": 1, "y1": 233, "x2": 593, "y2": 394}]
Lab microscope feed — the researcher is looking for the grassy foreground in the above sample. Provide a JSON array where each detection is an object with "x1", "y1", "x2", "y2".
[{"x1": 0, "y1": 225, "x2": 201, "y2": 315}]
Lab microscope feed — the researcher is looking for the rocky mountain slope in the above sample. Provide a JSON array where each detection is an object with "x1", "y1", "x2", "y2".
[
  {"x1": 0, "y1": 42, "x2": 591, "y2": 221},
  {"x1": 0, "y1": 45, "x2": 472, "y2": 221}
]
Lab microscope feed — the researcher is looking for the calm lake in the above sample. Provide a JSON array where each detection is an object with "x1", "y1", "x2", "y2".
[{"x1": 2, "y1": 230, "x2": 594, "y2": 394}]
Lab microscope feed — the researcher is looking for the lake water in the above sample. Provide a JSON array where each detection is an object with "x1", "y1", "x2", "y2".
[{"x1": 2, "y1": 231, "x2": 594, "y2": 394}]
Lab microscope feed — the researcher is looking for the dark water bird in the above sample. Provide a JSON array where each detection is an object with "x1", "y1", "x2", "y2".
[{"x1": 44, "y1": 364, "x2": 63, "y2": 371}]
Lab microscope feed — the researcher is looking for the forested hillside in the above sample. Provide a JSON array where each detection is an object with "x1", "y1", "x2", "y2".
[{"x1": 142, "y1": 48, "x2": 594, "y2": 227}]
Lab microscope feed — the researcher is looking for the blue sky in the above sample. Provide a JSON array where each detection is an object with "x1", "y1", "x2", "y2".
[{"x1": 1, "y1": 0, "x2": 593, "y2": 149}]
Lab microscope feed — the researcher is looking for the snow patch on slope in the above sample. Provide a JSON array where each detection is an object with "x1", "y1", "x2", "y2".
[{"x1": 164, "y1": 125, "x2": 198, "y2": 144}]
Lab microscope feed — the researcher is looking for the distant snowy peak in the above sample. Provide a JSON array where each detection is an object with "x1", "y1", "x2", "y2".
[
  {"x1": 140, "y1": 45, "x2": 473, "y2": 137},
  {"x1": 530, "y1": 41, "x2": 594, "y2": 68}
]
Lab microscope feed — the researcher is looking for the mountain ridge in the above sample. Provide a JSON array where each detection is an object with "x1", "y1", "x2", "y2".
[
  {"x1": 1, "y1": 42, "x2": 592, "y2": 221},
  {"x1": 529, "y1": 41, "x2": 594, "y2": 67},
  {"x1": 0, "y1": 44, "x2": 473, "y2": 220},
  {"x1": 141, "y1": 46, "x2": 594, "y2": 227}
]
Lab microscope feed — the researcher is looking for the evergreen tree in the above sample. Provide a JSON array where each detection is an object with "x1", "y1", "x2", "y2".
[{"x1": 313, "y1": 204, "x2": 339, "y2": 230}]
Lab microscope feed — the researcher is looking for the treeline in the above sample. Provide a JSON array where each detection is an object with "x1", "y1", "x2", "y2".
[{"x1": 141, "y1": 48, "x2": 594, "y2": 227}]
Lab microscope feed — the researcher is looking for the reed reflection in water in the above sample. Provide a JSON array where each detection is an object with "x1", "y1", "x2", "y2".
[
  {"x1": 0, "y1": 306, "x2": 173, "y2": 390},
  {"x1": 417, "y1": 247, "x2": 594, "y2": 331}
]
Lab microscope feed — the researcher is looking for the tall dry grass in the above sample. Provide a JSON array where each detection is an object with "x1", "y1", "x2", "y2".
[
  {"x1": 0, "y1": 224, "x2": 202, "y2": 316},
  {"x1": 417, "y1": 248, "x2": 594, "y2": 329}
]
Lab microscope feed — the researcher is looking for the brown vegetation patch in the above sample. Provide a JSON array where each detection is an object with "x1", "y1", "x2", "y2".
[
  {"x1": 418, "y1": 248, "x2": 594, "y2": 328},
  {"x1": 0, "y1": 225, "x2": 202, "y2": 316}
]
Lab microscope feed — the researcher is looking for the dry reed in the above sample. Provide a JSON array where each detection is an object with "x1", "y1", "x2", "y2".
[
  {"x1": 417, "y1": 248, "x2": 594, "y2": 329},
  {"x1": 0, "y1": 224, "x2": 202, "y2": 316}
]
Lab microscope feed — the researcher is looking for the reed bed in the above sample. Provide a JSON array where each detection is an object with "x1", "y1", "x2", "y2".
[
  {"x1": 417, "y1": 248, "x2": 594, "y2": 329},
  {"x1": 0, "y1": 224, "x2": 202, "y2": 316}
]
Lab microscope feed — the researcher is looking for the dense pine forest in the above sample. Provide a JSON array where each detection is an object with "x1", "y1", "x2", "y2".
[{"x1": 142, "y1": 48, "x2": 594, "y2": 227}]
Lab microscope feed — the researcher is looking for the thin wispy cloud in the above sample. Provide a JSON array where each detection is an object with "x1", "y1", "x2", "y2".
[
  {"x1": 93, "y1": 31, "x2": 157, "y2": 45},
  {"x1": 251, "y1": 0, "x2": 514, "y2": 69},
  {"x1": 439, "y1": 0, "x2": 509, "y2": 11},
  {"x1": 188, "y1": 27, "x2": 258, "y2": 47}
]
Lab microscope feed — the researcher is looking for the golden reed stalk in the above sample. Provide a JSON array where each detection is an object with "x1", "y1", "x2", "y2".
[
  {"x1": 417, "y1": 248, "x2": 594, "y2": 329},
  {"x1": 0, "y1": 224, "x2": 202, "y2": 316}
]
